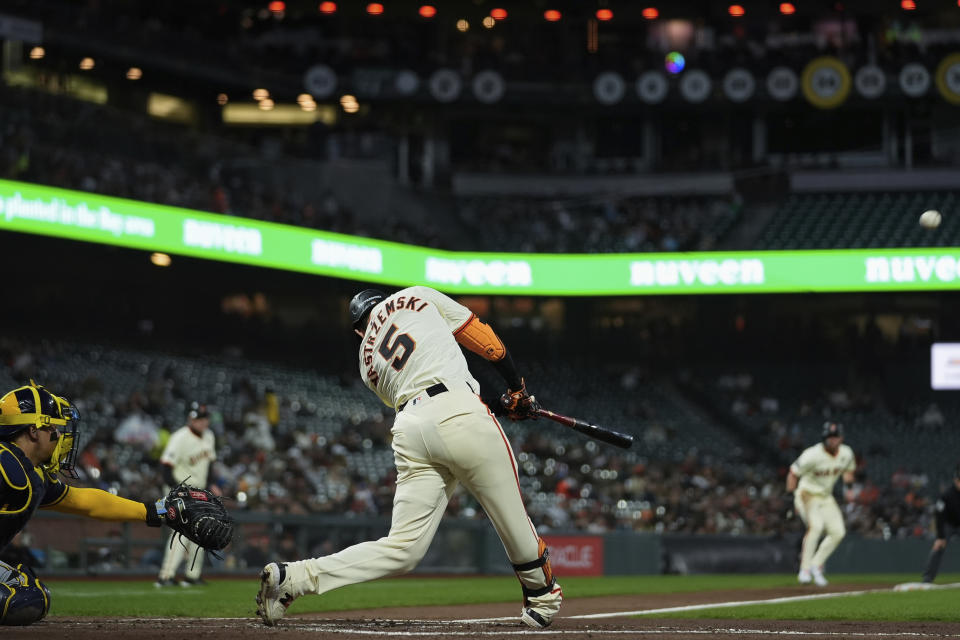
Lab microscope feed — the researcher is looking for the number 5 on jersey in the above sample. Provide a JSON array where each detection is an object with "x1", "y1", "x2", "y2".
[{"x1": 379, "y1": 324, "x2": 416, "y2": 371}]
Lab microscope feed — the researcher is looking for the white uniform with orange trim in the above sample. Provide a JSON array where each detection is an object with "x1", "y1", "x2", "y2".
[
  {"x1": 279, "y1": 286, "x2": 561, "y2": 621},
  {"x1": 157, "y1": 425, "x2": 216, "y2": 583},
  {"x1": 791, "y1": 442, "x2": 855, "y2": 573}
]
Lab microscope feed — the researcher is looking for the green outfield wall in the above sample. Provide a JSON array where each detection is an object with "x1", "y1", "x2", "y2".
[{"x1": 3, "y1": 179, "x2": 960, "y2": 295}]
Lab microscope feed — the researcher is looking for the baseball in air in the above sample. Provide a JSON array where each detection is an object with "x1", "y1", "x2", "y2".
[{"x1": 919, "y1": 210, "x2": 942, "y2": 229}]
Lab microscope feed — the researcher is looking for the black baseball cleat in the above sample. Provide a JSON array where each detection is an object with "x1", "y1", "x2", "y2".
[{"x1": 256, "y1": 562, "x2": 295, "y2": 626}]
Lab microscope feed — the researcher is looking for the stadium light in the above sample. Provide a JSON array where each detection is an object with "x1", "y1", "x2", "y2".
[
  {"x1": 419, "y1": 5, "x2": 437, "y2": 18},
  {"x1": 253, "y1": 88, "x2": 269, "y2": 101},
  {"x1": 544, "y1": 9, "x2": 562, "y2": 21},
  {"x1": 318, "y1": 1, "x2": 337, "y2": 14},
  {"x1": 366, "y1": 3, "x2": 384, "y2": 15},
  {"x1": 780, "y1": 2, "x2": 796, "y2": 14},
  {"x1": 901, "y1": 0, "x2": 916, "y2": 9},
  {"x1": 268, "y1": 1, "x2": 285, "y2": 14},
  {"x1": 456, "y1": 19, "x2": 469, "y2": 31},
  {"x1": 728, "y1": 5, "x2": 745, "y2": 17},
  {"x1": 596, "y1": 8, "x2": 614, "y2": 21},
  {"x1": 217, "y1": 93, "x2": 229, "y2": 106},
  {"x1": 150, "y1": 253, "x2": 172, "y2": 267},
  {"x1": 29, "y1": 46, "x2": 45, "y2": 59},
  {"x1": 642, "y1": 7, "x2": 659, "y2": 19},
  {"x1": 340, "y1": 94, "x2": 359, "y2": 113},
  {"x1": 490, "y1": 8, "x2": 507, "y2": 20},
  {"x1": 482, "y1": 15, "x2": 495, "y2": 28},
  {"x1": 126, "y1": 67, "x2": 143, "y2": 80},
  {"x1": 258, "y1": 98, "x2": 275, "y2": 111},
  {"x1": 79, "y1": 57, "x2": 95, "y2": 70}
]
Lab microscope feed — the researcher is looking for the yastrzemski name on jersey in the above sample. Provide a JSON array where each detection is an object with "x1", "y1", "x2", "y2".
[
  {"x1": 358, "y1": 286, "x2": 479, "y2": 410},
  {"x1": 361, "y1": 293, "x2": 430, "y2": 386}
]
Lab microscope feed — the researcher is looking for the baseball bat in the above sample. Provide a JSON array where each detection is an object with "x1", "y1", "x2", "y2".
[{"x1": 534, "y1": 408, "x2": 634, "y2": 449}]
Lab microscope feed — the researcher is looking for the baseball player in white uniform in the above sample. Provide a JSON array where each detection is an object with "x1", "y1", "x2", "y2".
[
  {"x1": 786, "y1": 421, "x2": 855, "y2": 586},
  {"x1": 257, "y1": 286, "x2": 562, "y2": 628},
  {"x1": 155, "y1": 402, "x2": 216, "y2": 587}
]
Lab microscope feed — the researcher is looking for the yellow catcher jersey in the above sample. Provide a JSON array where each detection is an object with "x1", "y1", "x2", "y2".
[
  {"x1": 160, "y1": 426, "x2": 216, "y2": 488},
  {"x1": 791, "y1": 443, "x2": 855, "y2": 496},
  {"x1": 358, "y1": 286, "x2": 479, "y2": 409}
]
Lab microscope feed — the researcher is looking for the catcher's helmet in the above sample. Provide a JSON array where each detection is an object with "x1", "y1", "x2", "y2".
[
  {"x1": 821, "y1": 421, "x2": 844, "y2": 440},
  {"x1": 349, "y1": 288, "x2": 386, "y2": 330},
  {"x1": 0, "y1": 381, "x2": 81, "y2": 478}
]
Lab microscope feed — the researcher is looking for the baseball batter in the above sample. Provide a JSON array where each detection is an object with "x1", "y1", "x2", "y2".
[
  {"x1": 156, "y1": 402, "x2": 216, "y2": 587},
  {"x1": 787, "y1": 421, "x2": 855, "y2": 586},
  {"x1": 257, "y1": 286, "x2": 562, "y2": 628}
]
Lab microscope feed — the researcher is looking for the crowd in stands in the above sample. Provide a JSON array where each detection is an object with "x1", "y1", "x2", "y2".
[
  {"x1": 0, "y1": 86, "x2": 445, "y2": 245},
  {"x1": 692, "y1": 360, "x2": 957, "y2": 541},
  {"x1": 2, "y1": 332, "x2": 947, "y2": 568},
  {"x1": 456, "y1": 194, "x2": 742, "y2": 253},
  {"x1": 1, "y1": 84, "x2": 746, "y2": 253}
]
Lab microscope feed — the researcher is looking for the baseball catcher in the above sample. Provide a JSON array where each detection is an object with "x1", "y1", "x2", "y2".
[{"x1": 0, "y1": 381, "x2": 233, "y2": 626}]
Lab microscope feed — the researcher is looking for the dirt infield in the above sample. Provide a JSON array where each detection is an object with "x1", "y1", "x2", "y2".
[{"x1": 14, "y1": 585, "x2": 960, "y2": 639}]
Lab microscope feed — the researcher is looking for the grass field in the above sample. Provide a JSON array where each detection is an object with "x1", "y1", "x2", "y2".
[
  {"x1": 645, "y1": 589, "x2": 960, "y2": 622},
  {"x1": 44, "y1": 573, "x2": 960, "y2": 621}
]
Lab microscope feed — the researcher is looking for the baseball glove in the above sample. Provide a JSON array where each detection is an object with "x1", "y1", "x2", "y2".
[
  {"x1": 161, "y1": 483, "x2": 234, "y2": 556},
  {"x1": 500, "y1": 378, "x2": 541, "y2": 421}
]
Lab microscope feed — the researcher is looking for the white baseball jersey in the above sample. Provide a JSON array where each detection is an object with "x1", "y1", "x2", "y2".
[
  {"x1": 160, "y1": 426, "x2": 216, "y2": 487},
  {"x1": 791, "y1": 443, "x2": 855, "y2": 496},
  {"x1": 358, "y1": 286, "x2": 479, "y2": 409}
]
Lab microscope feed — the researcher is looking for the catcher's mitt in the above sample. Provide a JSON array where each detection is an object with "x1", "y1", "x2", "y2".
[{"x1": 161, "y1": 483, "x2": 234, "y2": 558}]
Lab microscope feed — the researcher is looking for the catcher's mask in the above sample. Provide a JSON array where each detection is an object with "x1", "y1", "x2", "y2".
[
  {"x1": 821, "y1": 421, "x2": 843, "y2": 441},
  {"x1": 349, "y1": 288, "x2": 386, "y2": 330},
  {"x1": 0, "y1": 381, "x2": 81, "y2": 479}
]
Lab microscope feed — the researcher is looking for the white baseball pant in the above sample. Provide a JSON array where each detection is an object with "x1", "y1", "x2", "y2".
[
  {"x1": 794, "y1": 490, "x2": 845, "y2": 571},
  {"x1": 279, "y1": 388, "x2": 559, "y2": 616}
]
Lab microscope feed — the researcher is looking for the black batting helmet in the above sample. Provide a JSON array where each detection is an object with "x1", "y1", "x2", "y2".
[
  {"x1": 821, "y1": 421, "x2": 844, "y2": 440},
  {"x1": 349, "y1": 289, "x2": 386, "y2": 330},
  {"x1": 187, "y1": 401, "x2": 209, "y2": 420}
]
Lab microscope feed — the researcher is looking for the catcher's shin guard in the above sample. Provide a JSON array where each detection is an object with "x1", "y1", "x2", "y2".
[
  {"x1": 0, "y1": 561, "x2": 51, "y2": 626},
  {"x1": 512, "y1": 538, "x2": 562, "y2": 628}
]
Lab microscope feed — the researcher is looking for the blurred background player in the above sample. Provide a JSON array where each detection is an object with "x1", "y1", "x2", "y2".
[
  {"x1": 257, "y1": 286, "x2": 561, "y2": 628},
  {"x1": 0, "y1": 382, "x2": 164, "y2": 626},
  {"x1": 155, "y1": 401, "x2": 216, "y2": 587},
  {"x1": 921, "y1": 463, "x2": 960, "y2": 584},
  {"x1": 786, "y1": 421, "x2": 856, "y2": 586}
]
